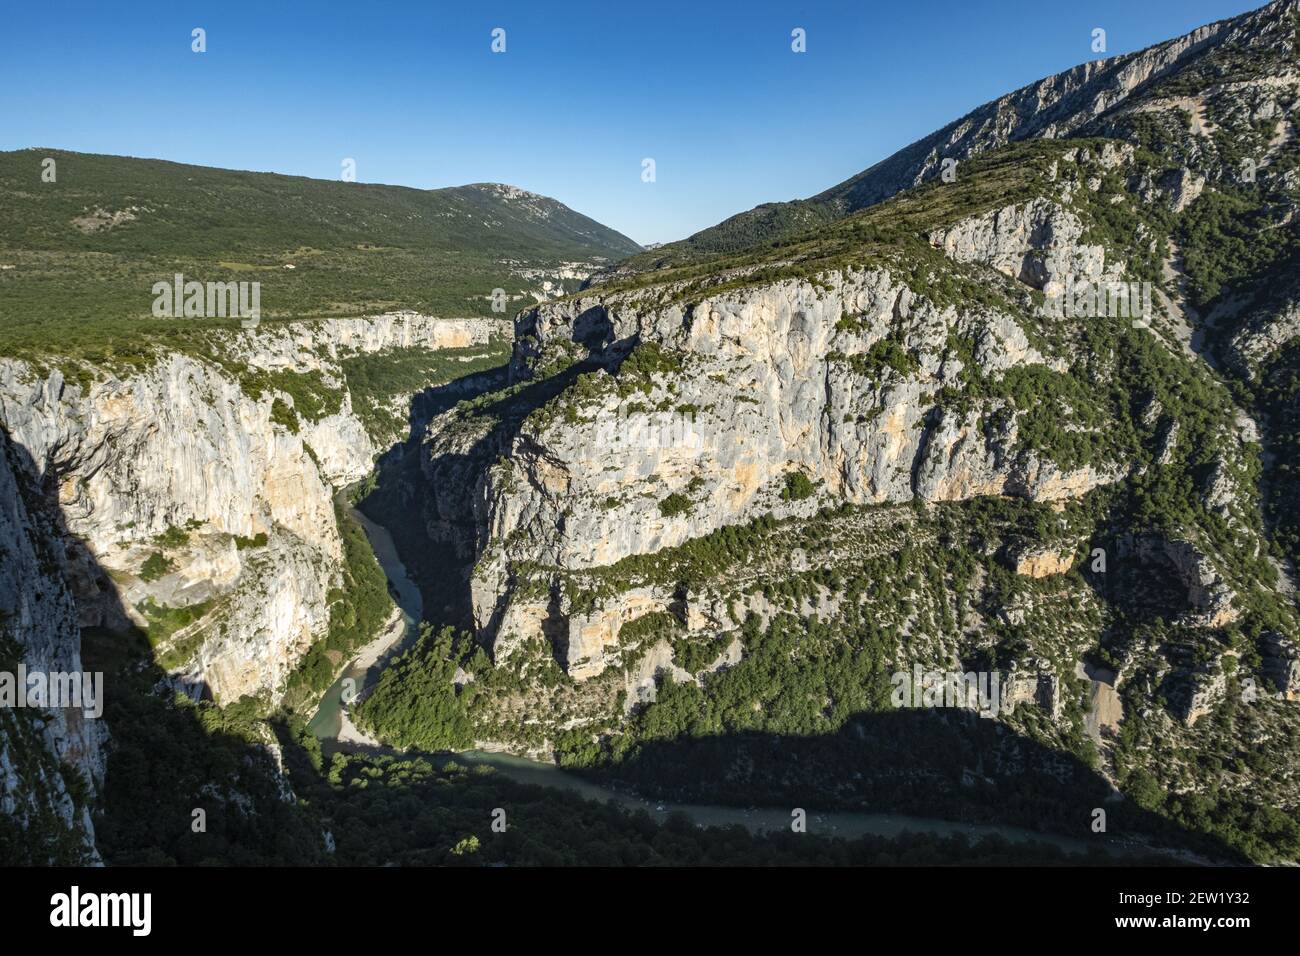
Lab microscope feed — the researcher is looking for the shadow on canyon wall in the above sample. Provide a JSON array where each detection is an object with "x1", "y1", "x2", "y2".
[
  {"x1": 3, "y1": 425, "x2": 326, "y2": 864},
  {"x1": 559, "y1": 707, "x2": 1244, "y2": 863},
  {"x1": 342, "y1": 359, "x2": 1253, "y2": 865},
  {"x1": 0, "y1": 327, "x2": 1255, "y2": 865},
  {"x1": 358, "y1": 314, "x2": 633, "y2": 634}
]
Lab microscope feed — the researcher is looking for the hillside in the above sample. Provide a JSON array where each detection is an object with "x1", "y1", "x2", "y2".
[
  {"x1": 0, "y1": 148, "x2": 640, "y2": 359},
  {"x1": 610, "y1": 0, "x2": 1296, "y2": 277}
]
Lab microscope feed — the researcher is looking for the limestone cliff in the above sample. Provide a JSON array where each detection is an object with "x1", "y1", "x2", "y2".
[
  {"x1": 0, "y1": 313, "x2": 504, "y2": 706},
  {"x1": 431, "y1": 288, "x2": 1087, "y2": 680}
]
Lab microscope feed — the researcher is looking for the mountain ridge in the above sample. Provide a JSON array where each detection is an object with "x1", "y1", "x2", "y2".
[{"x1": 609, "y1": 0, "x2": 1297, "y2": 277}]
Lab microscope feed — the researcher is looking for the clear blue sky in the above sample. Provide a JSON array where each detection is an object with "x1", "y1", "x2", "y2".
[{"x1": 0, "y1": 0, "x2": 1262, "y2": 245}]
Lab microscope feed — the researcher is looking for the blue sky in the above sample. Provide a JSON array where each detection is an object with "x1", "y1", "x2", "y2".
[{"x1": 0, "y1": 0, "x2": 1262, "y2": 245}]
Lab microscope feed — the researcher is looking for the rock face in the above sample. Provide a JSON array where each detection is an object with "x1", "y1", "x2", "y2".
[
  {"x1": 223, "y1": 313, "x2": 500, "y2": 373},
  {"x1": 1181, "y1": 666, "x2": 1229, "y2": 726},
  {"x1": 1226, "y1": 280, "x2": 1300, "y2": 376},
  {"x1": 0, "y1": 354, "x2": 349, "y2": 706},
  {"x1": 0, "y1": 313, "x2": 503, "y2": 705},
  {"x1": 455, "y1": 260, "x2": 1122, "y2": 676},
  {"x1": 0, "y1": 428, "x2": 106, "y2": 862},
  {"x1": 563, "y1": 587, "x2": 664, "y2": 680},
  {"x1": 1, "y1": 353, "x2": 349, "y2": 561},
  {"x1": 928, "y1": 196, "x2": 1120, "y2": 297},
  {"x1": 1117, "y1": 535, "x2": 1240, "y2": 629},
  {"x1": 1012, "y1": 545, "x2": 1076, "y2": 578},
  {"x1": 1262, "y1": 633, "x2": 1300, "y2": 700},
  {"x1": 1003, "y1": 671, "x2": 1064, "y2": 719}
]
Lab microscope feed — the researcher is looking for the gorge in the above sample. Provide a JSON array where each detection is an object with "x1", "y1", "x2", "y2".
[{"x1": 4, "y1": 0, "x2": 1300, "y2": 868}]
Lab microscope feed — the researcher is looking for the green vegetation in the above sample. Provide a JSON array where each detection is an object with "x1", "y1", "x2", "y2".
[
  {"x1": 618, "y1": 341, "x2": 683, "y2": 382},
  {"x1": 1254, "y1": 338, "x2": 1300, "y2": 571},
  {"x1": 270, "y1": 397, "x2": 299, "y2": 433},
  {"x1": 832, "y1": 333, "x2": 921, "y2": 381},
  {"x1": 1179, "y1": 187, "x2": 1297, "y2": 310},
  {"x1": 282, "y1": 499, "x2": 393, "y2": 711},
  {"x1": 136, "y1": 597, "x2": 214, "y2": 668},
  {"x1": 353, "y1": 624, "x2": 476, "y2": 750},
  {"x1": 152, "y1": 523, "x2": 195, "y2": 548},
  {"x1": 340, "y1": 342, "x2": 510, "y2": 443},
  {"x1": 658, "y1": 493, "x2": 693, "y2": 518},
  {"x1": 619, "y1": 611, "x2": 682, "y2": 645},
  {"x1": 781, "y1": 472, "x2": 815, "y2": 502},
  {"x1": 670, "y1": 632, "x2": 730, "y2": 673},
  {"x1": 138, "y1": 551, "x2": 173, "y2": 582},
  {"x1": 0, "y1": 147, "x2": 639, "y2": 363},
  {"x1": 233, "y1": 366, "x2": 343, "y2": 427}
]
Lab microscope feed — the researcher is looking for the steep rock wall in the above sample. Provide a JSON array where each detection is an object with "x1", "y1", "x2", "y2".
[
  {"x1": 0, "y1": 428, "x2": 105, "y2": 862},
  {"x1": 462, "y1": 263, "x2": 1122, "y2": 673},
  {"x1": 0, "y1": 313, "x2": 502, "y2": 705}
]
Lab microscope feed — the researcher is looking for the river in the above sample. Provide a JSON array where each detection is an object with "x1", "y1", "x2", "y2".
[
  {"x1": 309, "y1": 502, "x2": 1166, "y2": 860},
  {"x1": 306, "y1": 504, "x2": 423, "y2": 741}
]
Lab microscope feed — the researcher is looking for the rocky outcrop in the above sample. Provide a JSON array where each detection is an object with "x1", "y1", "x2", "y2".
[
  {"x1": 0, "y1": 354, "x2": 350, "y2": 556},
  {"x1": 1262, "y1": 632, "x2": 1300, "y2": 700},
  {"x1": 1181, "y1": 665, "x2": 1228, "y2": 726},
  {"x1": 1226, "y1": 286, "x2": 1300, "y2": 377},
  {"x1": 456, "y1": 264, "x2": 1125, "y2": 672},
  {"x1": 1117, "y1": 534, "x2": 1239, "y2": 628},
  {"x1": 0, "y1": 355, "x2": 347, "y2": 705},
  {"x1": 562, "y1": 588, "x2": 664, "y2": 680},
  {"x1": 927, "y1": 196, "x2": 1120, "y2": 298},
  {"x1": 222, "y1": 313, "x2": 500, "y2": 374},
  {"x1": 1003, "y1": 670, "x2": 1064, "y2": 719},
  {"x1": 1011, "y1": 544, "x2": 1077, "y2": 578},
  {"x1": 1160, "y1": 539, "x2": 1240, "y2": 629}
]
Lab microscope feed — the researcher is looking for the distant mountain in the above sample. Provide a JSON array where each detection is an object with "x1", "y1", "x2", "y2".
[
  {"x1": 449, "y1": 182, "x2": 642, "y2": 259},
  {"x1": 612, "y1": 0, "x2": 1297, "y2": 277},
  {"x1": 0, "y1": 148, "x2": 640, "y2": 352}
]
